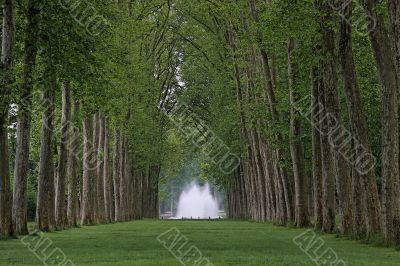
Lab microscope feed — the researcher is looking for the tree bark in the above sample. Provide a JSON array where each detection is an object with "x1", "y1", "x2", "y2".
[
  {"x1": 67, "y1": 101, "x2": 80, "y2": 227},
  {"x1": 81, "y1": 115, "x2": 95, "y2": 225},
  {"x1": 92, "y1": 113, "x2": 100, "y2": 223},
  {"x1": 103, "y1": 120, "x2": 112, "y2": 223},
  {"x1": 55, "y1": 82, "x2": 71, "y2": 229},
  {"x1": 119, "y1": 135, "x2": 127, "y2": 221},
  {"x1": 36, "y1": 71, "x2": 56, "y2": 232},
  {"x1": 311, "y1": 65, "x2": 323, "y2": 231},
  {"x1": 316, "y1": 47, "x2": 336, "y2": 232},
  {"x1": 113, "y1": 129, "x2": 121, "y2": 221},
  {"x1": 97, "y1": 115, "x2": 105, "y2": 223}
]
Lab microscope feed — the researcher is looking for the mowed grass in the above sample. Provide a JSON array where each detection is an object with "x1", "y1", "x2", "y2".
[{"x1": 0, "y1": 220, "x2": 399, "y2": 265}]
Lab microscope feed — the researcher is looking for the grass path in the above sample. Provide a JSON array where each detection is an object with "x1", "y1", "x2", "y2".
[{"x1": 0, "y1": 220, "x2": 399, "y2": 265}]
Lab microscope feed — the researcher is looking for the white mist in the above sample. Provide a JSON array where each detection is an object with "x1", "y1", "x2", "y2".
[{"x1": 175, "y1": 182, "x2": 219, "y2": 219}]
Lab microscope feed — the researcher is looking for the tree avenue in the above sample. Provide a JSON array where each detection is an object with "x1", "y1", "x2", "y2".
[{"x1": 0, "y1": 0, "x2": 399, "y2": 249}]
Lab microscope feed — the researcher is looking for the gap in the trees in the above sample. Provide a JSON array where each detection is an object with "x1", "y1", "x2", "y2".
[{"x1": 159, "y1": 157, "x2": 225, "y2": 220}]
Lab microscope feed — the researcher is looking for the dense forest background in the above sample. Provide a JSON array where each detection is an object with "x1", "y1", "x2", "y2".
[{"x1": 1, "y1": 0, "x2": 400, "y2": 248}]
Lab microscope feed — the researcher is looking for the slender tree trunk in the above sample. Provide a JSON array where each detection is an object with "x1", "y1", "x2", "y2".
[
  {"x1": 36, "y1": 70, "x2": 56, "y2": 232},
  {"x1": 55, "y1": 83, "x2": 71, "y2": 229},
  {"x1": 81, "y1": 115, "x2": 95, "y2": 225},
  {"x1": 317, "y1": 60, "x2": 336, "y2": 233},
  {"x1": 248, "y1": 0, "x2": 293, "y2": 222},
  {"x1": 113, "y1": 130, "x2": 121, "y2": 221},
  {"x1": 103, "y1": 121, "x2": 112, "y2": 223},
  {"x1": 67, "y1": 101, "x2": 80, "y2": 227},
  {"x1": 311, "y1": 65, "x2": 323, "y2": 231},
  {"x1": 119, "y1": 135, "x2": 127, "y2": 221},
  {"x1": 12, "y1": 0, "x2": 40, "y2": 235},
  {"x1": 361, "y1": 0, "x2": 399, "y2": 243},
  {"x1": 92, "y1": 113, "x2": 100, "y2": 223},
  {"x1": 288, "y1": 38, "x2": 309, "y2": 227},
  {"x1": 97, "y1": 115, "x2": 105, "y2": 223}
]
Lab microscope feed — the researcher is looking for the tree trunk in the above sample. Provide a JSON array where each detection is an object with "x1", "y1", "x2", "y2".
[
  {"x1": 288, "y1": 37, "x2": 309, "y2": 227},
  {"x1": 0, "y1": 0, "x2": 15, "y2": 239},
  {"x1": 388, "y1": 0, "x2": 400, "y2": 82},
  {"x1": 12, "y1": 0, "x2": 40, "y2": 235},
  {"x1": 103, "y1": 121, "x2": 112, "y2": 223},
  {"x1": 311, "y1": 65, "x2": 323, "y2": 231},
  {"x1": 119, "y1": 135, "x2": 127, "y2": 221},
  {"x1": 113, "y1": 130, "x2": 121, "y2": 221},
  {"x1": 387, "y1": 0, "x2": 400, "y2": 245},
  {"x1": 67, "y1": 101, "x2": 80, "y2": 227},
  {"x1": 361, "y1": 0, "x2": 399, "y2": 243},
  {"x1": 92, "y1": 113, "x2": 100, "y2": 223},
  {"x1": 81, "y1": 115, "x2": 95, "y2": 225},
  {"x1": 247, "y1": 0, "x2": 293, "y2": 222},
  {"x1": 317, "y1": 55, "x2": 336, "y2": 233},
  {"x1": 55, "y1": 82, "x2": 71, "y2": 229},
  {"x1": 319, "y1": 1, "x2": 353, "y2": 235},
  {"x1": 36, "y1": 71, "x2": 56, "y2": 232},
  {"x1": 339, "y1": 1, "x2": 380, "y2": 237},
  {"x1": 97, "y1": 115, "x2": 105, "y2": 223}
]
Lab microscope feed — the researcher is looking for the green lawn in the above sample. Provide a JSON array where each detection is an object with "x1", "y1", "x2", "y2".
[{"x1": 0, "y1": 220, "x2": 399, "y2": 265}]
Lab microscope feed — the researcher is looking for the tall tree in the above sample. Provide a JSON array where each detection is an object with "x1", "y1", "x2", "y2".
[
  {"x1": 339, "y1": 0, "x2": 379, "y2": 237},
  {"x1": 12, "y1": 0, "x2": 40, "y2": 235},
  {"x1": 288, "y1": 37, "x2": 309, "y2": 227},
  {"x1": 0, "y1": 0, "x2": 15, "y2": 239},
  {"x1": 361, "y1": 0, "x2": 399, "y2": 243},
  {"x1": 319, "y1": 0, "x2": 353, "y2": 235}
]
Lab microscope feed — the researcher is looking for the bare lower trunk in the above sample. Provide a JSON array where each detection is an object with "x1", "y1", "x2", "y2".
[
  {"x1": 92, "y1": 113, "x2": 100, "y2": 223},
  {"x1": 288, "y1": 38, "x2": 309, "y2": 227},
  {"x1": 81, "y1": 115, "x2": 95, "y2": 225},
  {"x1": 67, "y1": 101, "x2": 80, "y2": 227},
  {"x1": 55, "y1": 83, "x2": 71, "y2": 229},
  {"x1": 36, "y1": 73, "x2": 56, "y2": 232},
  {"x1": 103, "y1": 121, "x2": 112, "y2": 223},
  {"x1": 0, "y1": 124, "x2": 13, "y2": 239},
  {"x1": 311, "y1": 66, "x2": 323, "y2": 231},
  {"x1": 97, "y1": 115, "x2": 105, "y2": 223},
  {"x1": 113, "y1": 130, "x2": 121, "y2": 221},
  {"x1": 318, "y1": 63, "x2": 336, "y2": 233},
  {"x1": 119, "y1": 135, "x2": 127, "y2": 221}
]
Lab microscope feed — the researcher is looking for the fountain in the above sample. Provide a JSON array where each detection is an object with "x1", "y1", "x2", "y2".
[{"x1": 174, "y1": 182, "x2": 219, "y2": 219}]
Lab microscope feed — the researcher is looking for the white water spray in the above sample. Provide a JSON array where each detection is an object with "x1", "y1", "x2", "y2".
[{"x1": 175, "y1": 182, "x2": 219, "y2": 219}]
